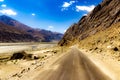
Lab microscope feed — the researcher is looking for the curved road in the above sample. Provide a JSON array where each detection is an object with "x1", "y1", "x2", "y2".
[{"x1": 34, "y1": 47, "x2": 111, "y2": 80}]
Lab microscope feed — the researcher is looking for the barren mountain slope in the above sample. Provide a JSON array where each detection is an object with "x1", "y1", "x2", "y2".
[
  {"x1": 0, "y1": 22, "x2": 37, "y2": 42},
  {"x1": 79, "y1": 22, "x2": 120, "y2": 58},
  {"x1": 59, "y1": 0, "x2": 120, "y2": 46}
]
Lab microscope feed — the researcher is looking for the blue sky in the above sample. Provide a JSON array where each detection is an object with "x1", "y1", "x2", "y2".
[{"x1": 0, "y1": 0, "x2": 102, "y2": 33}]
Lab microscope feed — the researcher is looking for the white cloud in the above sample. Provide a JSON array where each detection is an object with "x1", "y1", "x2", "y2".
[
  {"x1": 1, "y1": 4, "x2": 6, "y2": 7},
  {"x1": 70, "y1": 1, "x2": 76, "y2": 4},
  {"x1": 48, "y1": 26, "x2": 54, "y2": 31},
  {"x1": 61, "y1": 1, "x2": 76, "y2": 11},
  {"x1": 62, "y1": 2, "x2": 71, "y2": 8},
  {"x1": 64, "y1": 29, "x2": 67, "y2": 33},
  {"x1": 83, "y1": 14, "x2": 87, "y2": 16},
  {"x1": 0, "y1": 0, "x2": 3, "y2": 1},
  {"x1": 76, "y1": 5, "x2": 95, "y2": 12},
  {"x1": 0, "y1": 9, "x2": 17, "y2": 15},
  {"x1": 32, "y1": 13, "x2": 35, "y2": 16}
]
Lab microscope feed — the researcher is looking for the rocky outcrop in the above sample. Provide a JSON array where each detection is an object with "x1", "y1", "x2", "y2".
[
  {"x1": 59, "y1": 0, "x2": 120, "y2": 46},
  {"x1": 10, "y1": 51, "x2": 39, "y2": 60}
]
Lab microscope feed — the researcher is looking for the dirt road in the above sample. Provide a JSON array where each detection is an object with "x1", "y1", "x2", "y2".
[{"x1": 34, "y1": 47, "x2": 111, "y2": 80}]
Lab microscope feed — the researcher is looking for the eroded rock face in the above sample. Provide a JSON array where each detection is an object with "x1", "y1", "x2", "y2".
[{"x1": 59, "y1": 0, "x2": 120, "y2": 46}]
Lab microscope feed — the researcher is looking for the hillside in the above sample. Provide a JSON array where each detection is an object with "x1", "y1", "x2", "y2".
[
  {"x1": 0, "y1": 15, "x2": 63, "y2": 42},
  {"x1": 59, "y1": 0, "x2": 120, "y2": 46},
  {"x1": 58, "y1": 0, "x2": 120, "y2": 78},
  {"x1": 0, "y1": 22, "x2": 37, "y2": 42}
]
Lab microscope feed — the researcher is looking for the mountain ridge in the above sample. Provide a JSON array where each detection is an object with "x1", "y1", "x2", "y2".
[
  {"x1": 0, "y1": 15, "x2": 63, "y2": 42},
  {"x1": 59, "y1": 0, "x2": 120, "y2": 46}
]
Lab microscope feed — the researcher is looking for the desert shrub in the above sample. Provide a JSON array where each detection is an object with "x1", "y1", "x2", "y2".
[
  {"x1": 33, "y1": 55, "x2": 39, "y2": 60},
  {"x1": 113, "y1": 47, "x2": 119, "y2": 51},
  {"x1": 97, "y1": 40, "x2": 101, "y2": 43},
  {"x1": 41, "y1": 56, "x2": 44, "y2": 59},
  {"x1": 44, "y1": 55, "x2": 47, "y2": 57},
  {"x1": 89, "y1": 48, "x2": 93, "y2": 51},
  {"x1": 94, "y1": 47, "x2": 98, "y2": 50}
]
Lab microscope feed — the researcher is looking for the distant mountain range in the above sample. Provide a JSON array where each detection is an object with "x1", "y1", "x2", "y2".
[{"x1": 0, "y1": 15, "x2": 63, "y2": 42}]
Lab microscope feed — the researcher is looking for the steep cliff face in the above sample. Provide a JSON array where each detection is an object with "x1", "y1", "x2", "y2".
[{"x1": 59, "y1": 0, "x2": 120, "y2": 46}]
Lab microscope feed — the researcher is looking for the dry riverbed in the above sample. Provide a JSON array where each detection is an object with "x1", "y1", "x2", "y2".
[{"x1": 0, "y1": 43, "x2": 61, "y2": 80}]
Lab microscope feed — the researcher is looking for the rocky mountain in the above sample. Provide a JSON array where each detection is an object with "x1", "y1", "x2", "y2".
[
  {"x1": 0, "y1": 15, "x2": 63, "y2": 42},
  {"x1": 59, "y1": 0, "x2": 120, "y2": 46}
]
